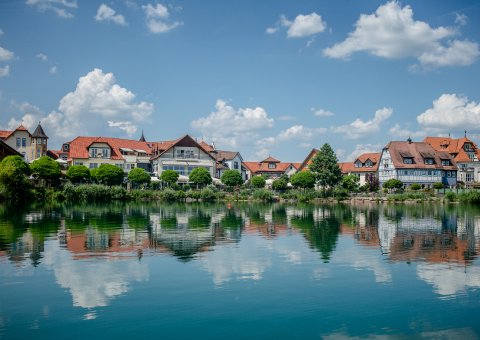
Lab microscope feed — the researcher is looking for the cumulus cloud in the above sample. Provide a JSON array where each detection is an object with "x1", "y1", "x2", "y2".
[
  {"x1": 95, "y1": 4, "x2": 127, "y2": 26},
  {"x1": 323, "y1": 1, "x2": 479, "y2": 68},
  {"x1": 333, "y1": 107, "x2": 392, "y2": 139},
  {"x1": 49, "y1": 66, "x2": 58, "y2": 74},
  {"x1": 26, "y1": 0, "x2": 78, "y2": 19},
  {"x1": 343, "y1": 143, "x2": 383, "y2": 162},
  {"x1": 0, "y1": 46, "x2": 14, "y2": 61},
  {"x1": 389, "y1": 123, "x2": 425, "y2": 139},
  {"x1": 277, "y1": 125, "x2": 326, "y2": 141},
  {"x1": 142, "y1": 3, "x2": 182, "y2": 33},
  {"x1": 6, "y1": 68, "x2": 153, "y2": 145},
  {"x1": 312, "y1": 108, "x2": 334, "y2": 117},
  {"x1": 36, "y1": 53, "x2": 48, "y2": 61},
  {"x1": 417, "y1": 94, "x2": 480, "y2": 132},
  {"x1": 191, "y1": 99, "x2": 274, "y2": 149},
  {"x1": 267, "y1": 12, "x2": 326, "y2": 38},
  {"x1": 0, "y1": 65, "x2": 9, "y2": 77}
]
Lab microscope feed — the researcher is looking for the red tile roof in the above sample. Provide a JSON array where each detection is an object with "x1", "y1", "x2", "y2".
[
  {"x1": 262, "y1": 156, "x2": 280, "y2": 163},
  {"x1": 243, "y1": 160, "x2": 294, "y2": 174},
  {"x1": 424, "y1": 136, "x2": 480, "y2": 163},
  {"x1": 298, "y1": 148, "x2": 319, "y2": 171},
  {"x1": 199, "y1": 141, "x2": 214, "y2": 152},
  {"x1": 339, "y1": 162, "x2": 355, "y2": 174},
  {"x1": 66, "y1": 136, "x2": 154, "y2": 161},
  {"x1": 386, "y1": 141, "x2": 457, "y2": 170},
  {"x1": 150, "y1": 135, "x2": 216, "y2": 161},
  {"x1": 0, "y1": 130, "x2": 12, "y2": 139}
]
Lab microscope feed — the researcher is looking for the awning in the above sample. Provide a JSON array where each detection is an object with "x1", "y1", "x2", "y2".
[
  {"x1": 120, "y1": 147, "x2": 134, "y2": 152},
  {"x1": 135, "y1": 149, "x2": 147, "y2": 153}
]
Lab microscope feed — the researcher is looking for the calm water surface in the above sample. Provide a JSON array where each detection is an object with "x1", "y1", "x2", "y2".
[{"x1": 0, "y1": 202, "x2": 479, "y2": 339}]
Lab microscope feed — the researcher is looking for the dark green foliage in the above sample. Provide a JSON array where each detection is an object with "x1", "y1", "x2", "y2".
[
  {"x1": 340, "y1": 174, "x2": 360, "y2": 192},
  {"x1": 62, "y1": 183, "x2": 127, "y2": 202},
  {"x1": 0, "y1": 160, "x2": 31, "y2": 201},
  {"x1": 409, "y1": 183, "x2": 422, "y2": 191},
  {"x1": 252, "y1": 189, "x2": 273, "y2": 202},
  {"x1": 221, "y1": 170, "x2": 243, "y2": 187},
  {"x1": 251, "y1": 175, "x2": 266, "y2": 188},
  {"x1": 30, "y1": 156, "x2": 61, "y2": 184},
  {"x1": 433, "y1": 182, "x2": 444, "y2": 190},
  {"x1": 200, "y1": 188, "x2": 216, "y2": 201},
  {"x1": 309, "y1": 143, "x2": 342, "y2": 189},
  {"x1": 160, "y1": 170, "x2": 179, "y2": 186},
  {"x1": 272, "y1": 177, "x2": 288, "y2": 191},
  {"x1": 383, "y1": 178, "x2": 403, "y2": 190},
  {"x1": 66, "y1": 165, "x2": 90, "y2": 184},
  {"x1": 365, "y1": 173, "x2": 379, "y2": 192},
  {"x1": 91, "y1": 164, "x2": 124, "y2": 186},
  {"x1": 128, "y1": 168, "x2": 151, "y2": 187},
  {"x1": 189, "y1": 167, "x2": 212, "y2": 188},
  {"x1": 160, "y1": 188, "x2": 177, "y2": 201},
  {"x1": 290, "y1": 171, "x2": 316, "y2": 189}
]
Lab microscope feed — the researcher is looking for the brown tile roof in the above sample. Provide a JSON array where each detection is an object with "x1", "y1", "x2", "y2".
[
  {"x1": 339, "y1": 162, "x2": 355, "y2": 174},
  {"x1": 262, "y1": 156, "x2": 280, "y2": 163},
  {"x1": 385, "y1": 141, "x2": 457, "y2": 170},
  {"x1": 0, "y1": 130, "x2": 12, "y2": 139},
  {"x1": 292, "y1": 162, "x2": 302, "y2": 169},
  {"x1": 199, "y1": 141, "x2": 214, "y2": 152},
  {"x1": 66, "y1": 136, "x2": 154, "y2": 160},
  {"x1": 214, "y1": 150, "x2": 240, "y2": 162},
  {"x1": 243, "y1": 161, "x2": 293, "y2": 174},
  {"x1": 298, "y1": 148, "x2": 319, "y2": 171},
  {"x1": 15, "y1": 124, "x2": 28, "y2": 132},
  {"x1": 150, "y1": 135, "x2": 216, "y2": 161},
  {"x1": 424, "y1": 136, "x2": 480, "y2": 163}
]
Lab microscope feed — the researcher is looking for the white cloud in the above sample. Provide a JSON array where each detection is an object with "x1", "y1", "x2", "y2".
[
  {"x1": 323, "y1": 1, "x2": 479, "y2": 68},
  {"x1": 312, "y1": 108, "x2": 334, "y2": 117},
  {"x1": 417, "y1": 94, "x2": 480, "y2": 132},
  {"x1": 0, "y1": 65, "x2": 9, "y2": 77},
  {"x1": 389, "y1": 123, "x2": 425, "y2": 139},
  {"x1": 333, "y1": 107, "x2": 392, "y2": 139},
  {"x1": 26, "y1": 0, "x2": 78, "y2": 18},
  {"x1": 142, "y1": 3, "x2": 182, "y2": 34},
  {"x1": 0, "y1": 46, "x2": 14, "y2": 61},
  {"x1": 417, "y1": 263, "x2": 480, "y2": 296},
  {"x1": 269, "y1": 13, "x2": 326, "y2": 38},
  {"x1": 191, "y1": 99, "x2": 274, "y2": 148},
  {"x1": 455, "y1": 13, "x2": 468, "y2": 26},
  {"x1": 36, "y1": 53, "x2": 48, "y2": 61},
  {"x1": 284, "y1": 12, "x2": 326, "y2": 38},
  {"x1": 277, "y1": 125, "x2": 325, "y2": 141},
  {"x1": 6, "y1": 68, "x2": 153, "y2": 144},
  {"x1": 343, "y1": 143, "x2": 383, "y2": 162},
  {"x1": 49, "y1": 66, "x2": 58, "y2": 74},
  {"x1": 95, "y1": 4, "x2": 127, "y2": 26}
]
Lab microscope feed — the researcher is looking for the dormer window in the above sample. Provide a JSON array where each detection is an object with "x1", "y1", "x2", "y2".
[
  {"x1": 354, "y1": 160, "x2": 362, "y2": 168},
  {"x1": 464, "y1": 143, "x2": 473, "y2": 151},
  {"x1": 365, "y1": 160, "x2": 373, "y2": 168},
  {"x1": 403, "y1": 157, "x2": 413, "y2": 164},
  {"x1": 441, "y1": 159, "x2": 451, "y2": 166},
  {"x1": 424, "y1": 158, "x2": 434, "y2": 165},
  {"x1": 268, "y1": 163, "x2": 276, "y2": 169},
  {"x1": 63, "y1": 144, "x2": 70, "y2": 152}
]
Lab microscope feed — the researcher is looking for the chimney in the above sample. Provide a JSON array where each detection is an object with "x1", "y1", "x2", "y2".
[{"x1": 407, "y1": 137, "x2": 412, "y2": 144}]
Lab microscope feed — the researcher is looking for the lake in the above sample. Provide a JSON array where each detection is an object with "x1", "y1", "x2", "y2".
[{"x1": 0, "y1": 202, "x2": 479, "y2": 339}]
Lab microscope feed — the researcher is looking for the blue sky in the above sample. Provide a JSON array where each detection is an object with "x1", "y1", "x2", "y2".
[{"x1": 0, "y1": 0, "x2": 479, "y2": 162}]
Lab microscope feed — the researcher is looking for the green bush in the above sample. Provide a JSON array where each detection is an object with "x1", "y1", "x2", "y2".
[
  {"x1": 445, "y1": 191, "x2": 457, "y2": 202},
  {"x1": 186, "y1": 190, "x2": 201, "y2": 200},
  {"x1": 409, "y1": 183, "x2": 422, "y2": 191},
  {"x1": 200, "y1": 188, "x2": 216, "y2": 202},
  {"x1": 161, "y1": 188, "x2": 177, "y2": 201},
  {"x1": 433, "y1": 182, "x2": 445, "y2": 190},
  {"x1": 458, "y1": 191, "x2": 480, "y2": 203},
  {"x1": 66, "y1": 165, "x2": 90, "y2": 184},
  {"x1": 251, "y1": 176, "x2": 266, "y2": 188},
  {"x1": 252, "y1": 189, "x2": 273, "y2": 202},
  {"x1": 333, "y1": 187, "x2": 350, "y2": 200}
]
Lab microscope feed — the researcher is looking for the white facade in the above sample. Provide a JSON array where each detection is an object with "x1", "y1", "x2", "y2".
[{"x1": 152, "y1": 145, "x2": 216, "y2": 178}]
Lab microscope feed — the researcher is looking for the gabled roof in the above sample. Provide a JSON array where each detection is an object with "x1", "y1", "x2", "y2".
[
  {"x1": 384, "y1": 141, "x2": 457, "y2": 170},
  {"x1": 214, "y1": 150, "x2": 241, "y2": 162},
  {"x1": 151, "y1": 135, "x2": 216, "y2": 161},
  {"x1": 424, "y1": 136, "x2": 480, "y2": 163},
  {"x1": 32, "y1": 123, "x2": 48, "y2": 138},
  {"x1": 349, "y1": 152, "x2": 381, "y2": 172},
  {"x1": 15, "y1": 124, "x2": 29, "y2": 132},
  {"x1": 65, "y1": 136, "x2": 155, "y2": 160},
  {"x1": 199, "y1": 141, "x2": 215, "y2": 152},
  {"x1": 297, "y1": 148, "x2": 319, "y2": 171},
  {"x1": 356, "y1": 152, "x2": 380, "y2": 164},
  {"x1": 0, "y1": 124, "x2": 32, "y2": 139},
  {"x1": 243, "y1": 161, "x2": 294, "y2": 174},
  {"x1": 339, "y1": 162, "x2": 355, "y2": 174},
  {"x1": 261, "y1": 156, "x2": 280, "y2": 163}
]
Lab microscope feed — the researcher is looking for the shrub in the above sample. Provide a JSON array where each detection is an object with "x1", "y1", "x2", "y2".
[
  {"x1": 221, "y1": 170, "x2": 243, "y2": 188},
  {"x1": 200, "y1": 188, "x2": 216, "y2": 202},
  {"x1": 409, "y1": 183, "x2": 422, "y2": 191},
  {"x1": 272, "y1": 177, "x2": 288, "y2": 191},
  {"x1": 333, "y1": 187, "x2": 350, "y2": 200},
  {"x1": 0, "y1": 158, "x2": 32, "y2": 201},
  {"x1": 433, "y1": 182, "x2": 444, "y2": 190},
  {"x1": 66, "y1": 165, "x2": 90, "y2": 184},
  {"x1": 161, "y1": 188, "x2": 177, "y2": 201},
  {"x1": 186, "y1": 190, "x2": 201, "y2": 200},
  {"x1": 252, "y1": 189, "x2": 273, "y2": 202},
  {"x1": 189, "y1": 168, "x2": 212, "y2": 188},
  {"x1": 251, "y1": 176, "x2": 266, "y2": 188},
  {"x1": 128, "y1": 168, "x2": 151, "y2": 187},
  {"x1": 30, "y1": 156, "x2": 61, "y2": 186},
  {"x1": 160, "y1": 170, "x2": 179, "y2": 186},
  {"x1": 92, "y1": 164, "x2": 124, "y2": 186},
  {"x1": 445, "y1": 191, "x2": 457, "y2": 202},
  {"x1": 290, "y1": 171, "x2": 316, "y2": 189}
]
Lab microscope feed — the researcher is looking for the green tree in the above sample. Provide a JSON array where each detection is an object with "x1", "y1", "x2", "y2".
[
  {"x1": 128, "y1": 168, "x2": 151, "y2": 187},
  {"x1": 309, "y1": 143, "x2": 342, "y2": 191},
  {"x1": 30, "y1": 156, "x2": 61, "y2": 186},
  {"x1": 0, "y1": 155, "x2": 30, "y2": 175},
  {"x1": 365, "y1": 173, "x2": 379, "y2": 192},
  {"x1": 409, "y1": 183, "x2": 421, "y2": 191},
  {"x1": 272, "y1": 177, "x2": 288, "y2": 191},
  {"x1": 341, "y1": 174, "x2": 360, "y2": 192},
  {"x1": 221, "y1": 169, "x2": 243, "y2": 188},
  {"x1": 251, "y1": 175, "x2": 266, "y2": 188},
  {"x1": 91, "y1": 164, "x2": 124, "y2": 186},
  {"x1": 66, "y1": 165, "x2": 90, "y2": 184},
  {"x1": 433, "y1": 182, "x2": 444, "y2": 190},
  {"x1": 383, "y1": 178, "x2": 403, "y2": 191},
  {"x1": 0, "y1": 158, "x2": 31, "y2": 201},
  {"x1": 290, "y1": 171, "x2": 316, "y2": 189},
  {"x1": 160, "y1": 170, "x2": 179, "y2": 186},
  {"x1": 189, "y1": 167, "x2": 212, "y2": 188}
]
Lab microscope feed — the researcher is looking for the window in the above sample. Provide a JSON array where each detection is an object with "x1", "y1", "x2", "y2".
[
  {"x1": 441, "y1": 160, "x2": 451, "y2": 166},
  {"x1": 234, "y1": 161, "x2": 239, "y2": 169},
  {"x1": 89, "y1": 163, "x2": 98, "y2": 169},
  {"x1": 61, "y1": 156, "x2": 67, "y2": 161},
  {"x1": 365, "y1": 160, "x2": 373, "y2": 168},
  {"x1": 464, "y1": 143, "x2": 473, "y2": 151},
  {"x1": 63, "y1": 144, "x2": 70, "y2": 152},
  {"x1": 403, "y1": 158, "x2": 413, "y2": 164},
  {"x1": 74, "y1": 162, "x2": 83, "y2": 166},
  {"x1": 268, "y1": 163, "x2": 276, "y2": 169},
  {"x1": 16, "y1": 138, "x2": 21, "y2": 148},
  {"x1": 37, "y1": 138, "x2": 41, "y2": 144},
  {"x1": 43, "y1": 138, "x2": 47, "y2": 145},
  {"x1": 466, "y1": 173, "x2": 474, "y2": 182},
  {"x1": 354, "y1": 161, "x2": 362, "y2": 168},
  {"x1": 22, "y1": 138, "x2": 26, "y2": 147},
  {"x1": 424, "y1": 158, "x2": 434, "y2": 165}
]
